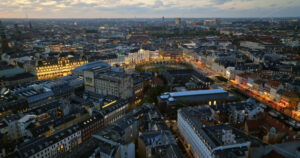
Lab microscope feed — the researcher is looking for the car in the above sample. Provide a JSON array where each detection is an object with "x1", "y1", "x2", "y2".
[
  {"x1": 268, "y1": 110, "x2": 279, "y2": 118},
  {"x1": 260, "y1": 104, "x2": 267, "y2": 109}
]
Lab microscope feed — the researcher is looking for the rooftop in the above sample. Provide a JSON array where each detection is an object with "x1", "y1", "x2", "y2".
[
  {"x1": 140, "y1": 130, "x2": 177, "y2": 147},
  {"x1": 170, "y1": 88, "x2": 227, "y2": 97},
  {"x1": 17, "y1": 124, "x2": 81, "y2": 158},
  {"x1": 72, "y1": 60, "x2": 110, "y2": 75},
  {"x1": 179, "y1": 106, "x2": 251, "y2": 151}
]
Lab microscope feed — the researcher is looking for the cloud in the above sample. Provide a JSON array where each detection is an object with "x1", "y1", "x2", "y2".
[
  {"x1": 0, "y1": 0, "x2": 299, "y2": 18},
  {"x1": 35, "y1": 7, "x2": 43, "y2": 11},
  {"x1": 153, "y1": 0, "x2": 163, "y2": 8},
  {"x1": 215, "y1": 0, "x2": 300, "y2": 10},
  {"x1": 40, "y1": 1, "x2": 57, "y2": 6},
  {"x1": 56, "y1": 4, "x2": 68, "y2": 8},
  {"x1": 211, "y1": 0, "x2": 233, "y2": 5}
]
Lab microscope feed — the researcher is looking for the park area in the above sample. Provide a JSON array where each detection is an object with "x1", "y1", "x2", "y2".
[{"x1": 135, "y1": 62, "x2": 192, "y2": 72}]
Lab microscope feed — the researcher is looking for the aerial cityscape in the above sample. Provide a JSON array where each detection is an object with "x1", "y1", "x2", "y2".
[{"x1": 0, "y1": 0, "x2": 300, "y2": 158}]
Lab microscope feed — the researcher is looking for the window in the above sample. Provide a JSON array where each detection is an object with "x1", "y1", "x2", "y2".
[{"x1": 85, "y1": 77, "x2": 93, "y2": 86}]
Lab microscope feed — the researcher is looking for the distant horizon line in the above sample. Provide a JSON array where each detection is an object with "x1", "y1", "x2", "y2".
[{"x1": 0, "y1": 16, "x2": 299, "y2": 20}]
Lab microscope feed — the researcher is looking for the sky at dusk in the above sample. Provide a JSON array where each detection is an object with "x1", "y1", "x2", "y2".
[{"x1": 0, "y1": 0, "x2": 300, "y2": 18}]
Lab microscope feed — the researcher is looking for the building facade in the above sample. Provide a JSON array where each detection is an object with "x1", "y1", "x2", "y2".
[
  {"x1": 84, "y1": 67, "x2": 133, "y2": 99},
  {"x1": 178, "y1": 106, "x2": 251, "y2": 158},
  {"x1": 36, "y1": 56, "x2": 87, "y2": 80}
]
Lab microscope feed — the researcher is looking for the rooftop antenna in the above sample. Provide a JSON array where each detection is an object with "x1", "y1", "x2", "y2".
[
  {"x1": 25, "y1": 11, "x2": 32, "y2": 30},
  {"x1": 24, "y1": 10, "x2": 29, "y2": 28}
]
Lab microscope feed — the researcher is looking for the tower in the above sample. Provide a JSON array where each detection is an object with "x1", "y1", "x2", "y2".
[
  {"x1": 175, "y1": 18, "x2": 181, "y2": 25},
  {"x1": 0, "y1": 20, "x2": 6, "y2": 39},
  {"x1": 0, "y1": 20, "x2": 8, "y2": 56},
  {"x1": 29, "y1": 21, "x2": 32, "y2": 30}
]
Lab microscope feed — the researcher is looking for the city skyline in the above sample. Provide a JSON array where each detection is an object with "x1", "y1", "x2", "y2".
[
  {"x1": 0, "y1": 0, "x2": 300, "y2": 18},
  {"x1": 0, "y1": 1, "x2": 300, "y2": 158}
]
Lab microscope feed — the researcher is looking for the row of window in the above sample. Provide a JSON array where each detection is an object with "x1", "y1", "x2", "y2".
[{"x1": 30, "y1": 106, "x2": 127, "y2": 157}]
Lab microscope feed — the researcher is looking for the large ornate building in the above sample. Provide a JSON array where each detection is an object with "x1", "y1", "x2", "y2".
[
  {"x1": 84, "y1": 66, "x2": 133, "y2": 99},
  {"x1": 36, "y1": 56, "x2": 88, "y2": 80}
]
